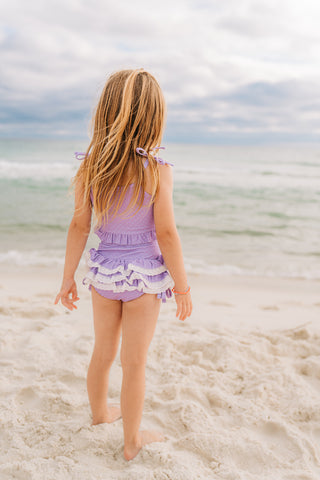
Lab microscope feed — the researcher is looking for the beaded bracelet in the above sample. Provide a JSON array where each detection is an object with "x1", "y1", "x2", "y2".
[{"x1": 172, "y1": 286, "x2": 191, "y2": 295}]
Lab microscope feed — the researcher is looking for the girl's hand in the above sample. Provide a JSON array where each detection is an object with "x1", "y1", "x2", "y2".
[
  {"x1": 54, "y1": 278, "x2": 79, "y2": 311},
  {"x1": 174, "y1": 292, "x2": 192, "y2": 321}
]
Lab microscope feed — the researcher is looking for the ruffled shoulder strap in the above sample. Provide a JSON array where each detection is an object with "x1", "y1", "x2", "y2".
[{"x1": 136, "y1": 146, "x2": 174, "y2": 168}]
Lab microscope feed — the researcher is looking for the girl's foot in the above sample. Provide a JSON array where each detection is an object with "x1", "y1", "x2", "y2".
[
  {"x1": 123, "y1": 430, "x2": 165, "y2": 461},
  {"x1": 91, "y1": 403, "x2": 122, "y2": 425}
]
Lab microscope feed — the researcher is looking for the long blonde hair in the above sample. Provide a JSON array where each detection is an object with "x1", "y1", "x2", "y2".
[{"x1": 73, "y1": 68, "x2": 166, "y2": 226}]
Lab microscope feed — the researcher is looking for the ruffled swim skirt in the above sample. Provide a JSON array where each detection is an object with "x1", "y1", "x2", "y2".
[{"x1": 82, "y1": 240, "x2": 174, "y2": 303}]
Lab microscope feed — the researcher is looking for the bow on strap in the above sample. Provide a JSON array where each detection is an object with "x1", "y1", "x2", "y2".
[
  {"x1": 157, "y1": 291, "x2": 167, "y2": 302},
  {"x1": 156, "y1": 288, "x2": 173, "y2": 303},
  {"x1": 136, "y1": 146, "x2": 173, "y2": 167},
  {"x1": 74, "y1": 151, "x2": 87, "y2": 161}
]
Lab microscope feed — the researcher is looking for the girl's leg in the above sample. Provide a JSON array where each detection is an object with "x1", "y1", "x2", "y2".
[
  {"x1": 87, "y1": 286, "x2": 122, "y2": 425},
  {"x1": 120, "y1": 293, "x2": 163, "y2": 461}
]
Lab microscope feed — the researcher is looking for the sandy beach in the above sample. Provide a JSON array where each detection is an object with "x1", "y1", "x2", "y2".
[{"x1": 1, "y1": 265, "x2": 320, "y2": 479}]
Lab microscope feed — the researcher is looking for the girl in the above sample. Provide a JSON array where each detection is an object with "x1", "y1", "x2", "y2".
[{"x1": 54, "y1": 69, "x2": 192, "y2": 461}]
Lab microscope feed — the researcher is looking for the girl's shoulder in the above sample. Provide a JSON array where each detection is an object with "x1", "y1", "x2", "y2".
[
  {"x1": 141, "y1": 148, "x2": 173, "y2": 195},
  {"x1": 158, "y1": 160, "x2": 173, "y2": 191}
]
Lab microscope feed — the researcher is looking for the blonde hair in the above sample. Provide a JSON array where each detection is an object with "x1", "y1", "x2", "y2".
[{"x1": 72, "y1": 68, "x2": 166, "y2": 227}]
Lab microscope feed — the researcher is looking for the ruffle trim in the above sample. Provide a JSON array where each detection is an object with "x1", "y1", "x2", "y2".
[
  {"x1": 86, "y1": 250, "x2": 168, "y2": 275},
  {"x1": 94, "y1": 228, "x2": 157, "y2": 245},
  {"x1": 82, "y1": 249, "x2": 174, "y2": 303}
]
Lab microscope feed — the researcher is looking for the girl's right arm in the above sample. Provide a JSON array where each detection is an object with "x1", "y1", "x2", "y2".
[
  {"x1": 154, "y1": 165, "x2": 192, "y2": 321},
  {"x1": 54, "y1": 177, "x2": 92, "y2": 311}
]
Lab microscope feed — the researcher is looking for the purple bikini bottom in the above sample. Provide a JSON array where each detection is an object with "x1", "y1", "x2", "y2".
[{"x1": 91, "y1": 285, "x2": 145, "y2": 302}]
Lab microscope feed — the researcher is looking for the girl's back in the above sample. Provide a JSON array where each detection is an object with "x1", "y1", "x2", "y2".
[
  {"x1": 92, "y1": 158, "x2": 160, "y2": 241},
  {"x1": 81, "y1": 148, "x2": 174, "y2": 303}
]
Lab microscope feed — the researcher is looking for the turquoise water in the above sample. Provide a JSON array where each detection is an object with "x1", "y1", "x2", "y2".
[{"x1": 0, "y1": 139, "x2": 319, "y2": 279}]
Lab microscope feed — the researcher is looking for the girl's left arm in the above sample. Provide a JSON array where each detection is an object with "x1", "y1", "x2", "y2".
[{"x1": 54, "y1": 178, "x2": 92, "y2": 311}]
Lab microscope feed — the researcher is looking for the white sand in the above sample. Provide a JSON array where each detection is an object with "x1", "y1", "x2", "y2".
[{"x1": 1, "y1": 265, "x2": 320, "y2": 479}]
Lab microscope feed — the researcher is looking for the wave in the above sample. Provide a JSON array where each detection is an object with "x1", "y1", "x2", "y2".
[
  {"x1": 1, "y1": 159, "x2": 319, "y2": 193},
  {"x1": 0, "y1": 160, "x2": 228, "y2": 180},
  {"x1": 0, "y1": 250, "x2": 79, "y2": 267},
  {"x1": 186, "y1": 260, "x2": 320, "y2": 280},
  {"x1": 1, "y1": 249, "x2": 319, "y2": 280},
  {"x1": 1, "y1": 223, "x2": 68, "y2": 233},
  {"x1": 0, "y1": 160, "x2": 76, "y2": 180}
]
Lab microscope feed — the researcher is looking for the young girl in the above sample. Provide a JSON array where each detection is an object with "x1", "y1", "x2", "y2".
[{"x1": 54, "y1": 68, "x2": 192, "y2": 461}]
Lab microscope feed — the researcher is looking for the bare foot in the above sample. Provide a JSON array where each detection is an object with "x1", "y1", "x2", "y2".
[
  {"x1": 91, "y1": 403, "x2": 122, "y2": 425},
  {"x1": 123, "y1": 430, "x2": 165, "y2": 461}
]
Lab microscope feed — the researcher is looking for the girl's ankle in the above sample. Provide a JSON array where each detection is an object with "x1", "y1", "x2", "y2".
[{"x1": 124, "y1": 431, "x2": 142, "y2": 449}]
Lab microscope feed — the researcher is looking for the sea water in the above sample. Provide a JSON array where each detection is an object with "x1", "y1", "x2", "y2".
[{"x1": 0, "y1": 139, "x2": 319, "y2": 279}]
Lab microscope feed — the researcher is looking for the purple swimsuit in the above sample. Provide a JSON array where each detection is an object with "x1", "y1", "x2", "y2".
[{"x1": 76, "y1": 149, "x2": 174, "y2": 303}]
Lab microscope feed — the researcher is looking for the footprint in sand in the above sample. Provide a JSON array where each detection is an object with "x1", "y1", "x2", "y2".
[
  {"x1": 289, "y1": 328, "x2": 310, "y2": 340},
  {"x1": 0, "y1": 306, "x2": 11, "y2": 315},
  {"x1": 8, "y1": 296, "x2": 27, "y2": 303},
  {"x1": 37, "y1": 292, "x2": 53, "y2": 297},
  {"x1": 260, "y1": 305, "x2": 280, "y2": 311},
  {"x1": 60, "y1": 373, "x2": 85, "y2": 386},
  {"x1": 312, "y1": 427, "x2": 320, "y2": 442},
  {"x1": 254, "y1": 420, "x2": 303, "y2": 457},
  {"x1": 17, "y1": 307, "x2": 57, "y2": 319},
  {"x1": 16, "y1": 386, "x2": 42, "y2": 409},
  {"x1": 209, "y1": 301, "x2": 234, "y2": 307}
]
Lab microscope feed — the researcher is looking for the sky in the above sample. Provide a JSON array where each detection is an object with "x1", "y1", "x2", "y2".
[{"x1": 1, "y1": 0, "x2": 320, "y2": 143}]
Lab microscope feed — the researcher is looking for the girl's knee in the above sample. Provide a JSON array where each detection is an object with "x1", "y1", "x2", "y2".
[
  {"x1": 92, "y1": 346, "x2": 117, "y2": 366},
  {"x1": 120, "y1": 349, "x2": 147, "y2": 369}
]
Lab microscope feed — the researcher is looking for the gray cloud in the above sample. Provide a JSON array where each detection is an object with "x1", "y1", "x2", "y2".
[{"x1": 1, "y1": 0, "x2": 320, "y2": 143}]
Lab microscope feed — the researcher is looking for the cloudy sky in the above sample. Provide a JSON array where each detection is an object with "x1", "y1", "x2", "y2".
[{"x1": 1, "y1": 0, "x2": 320, "y2": 143}]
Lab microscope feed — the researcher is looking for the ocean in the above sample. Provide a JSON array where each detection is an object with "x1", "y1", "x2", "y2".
[{"x1": 0, "y1": 139, "x2": 319, "y2": 279}]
